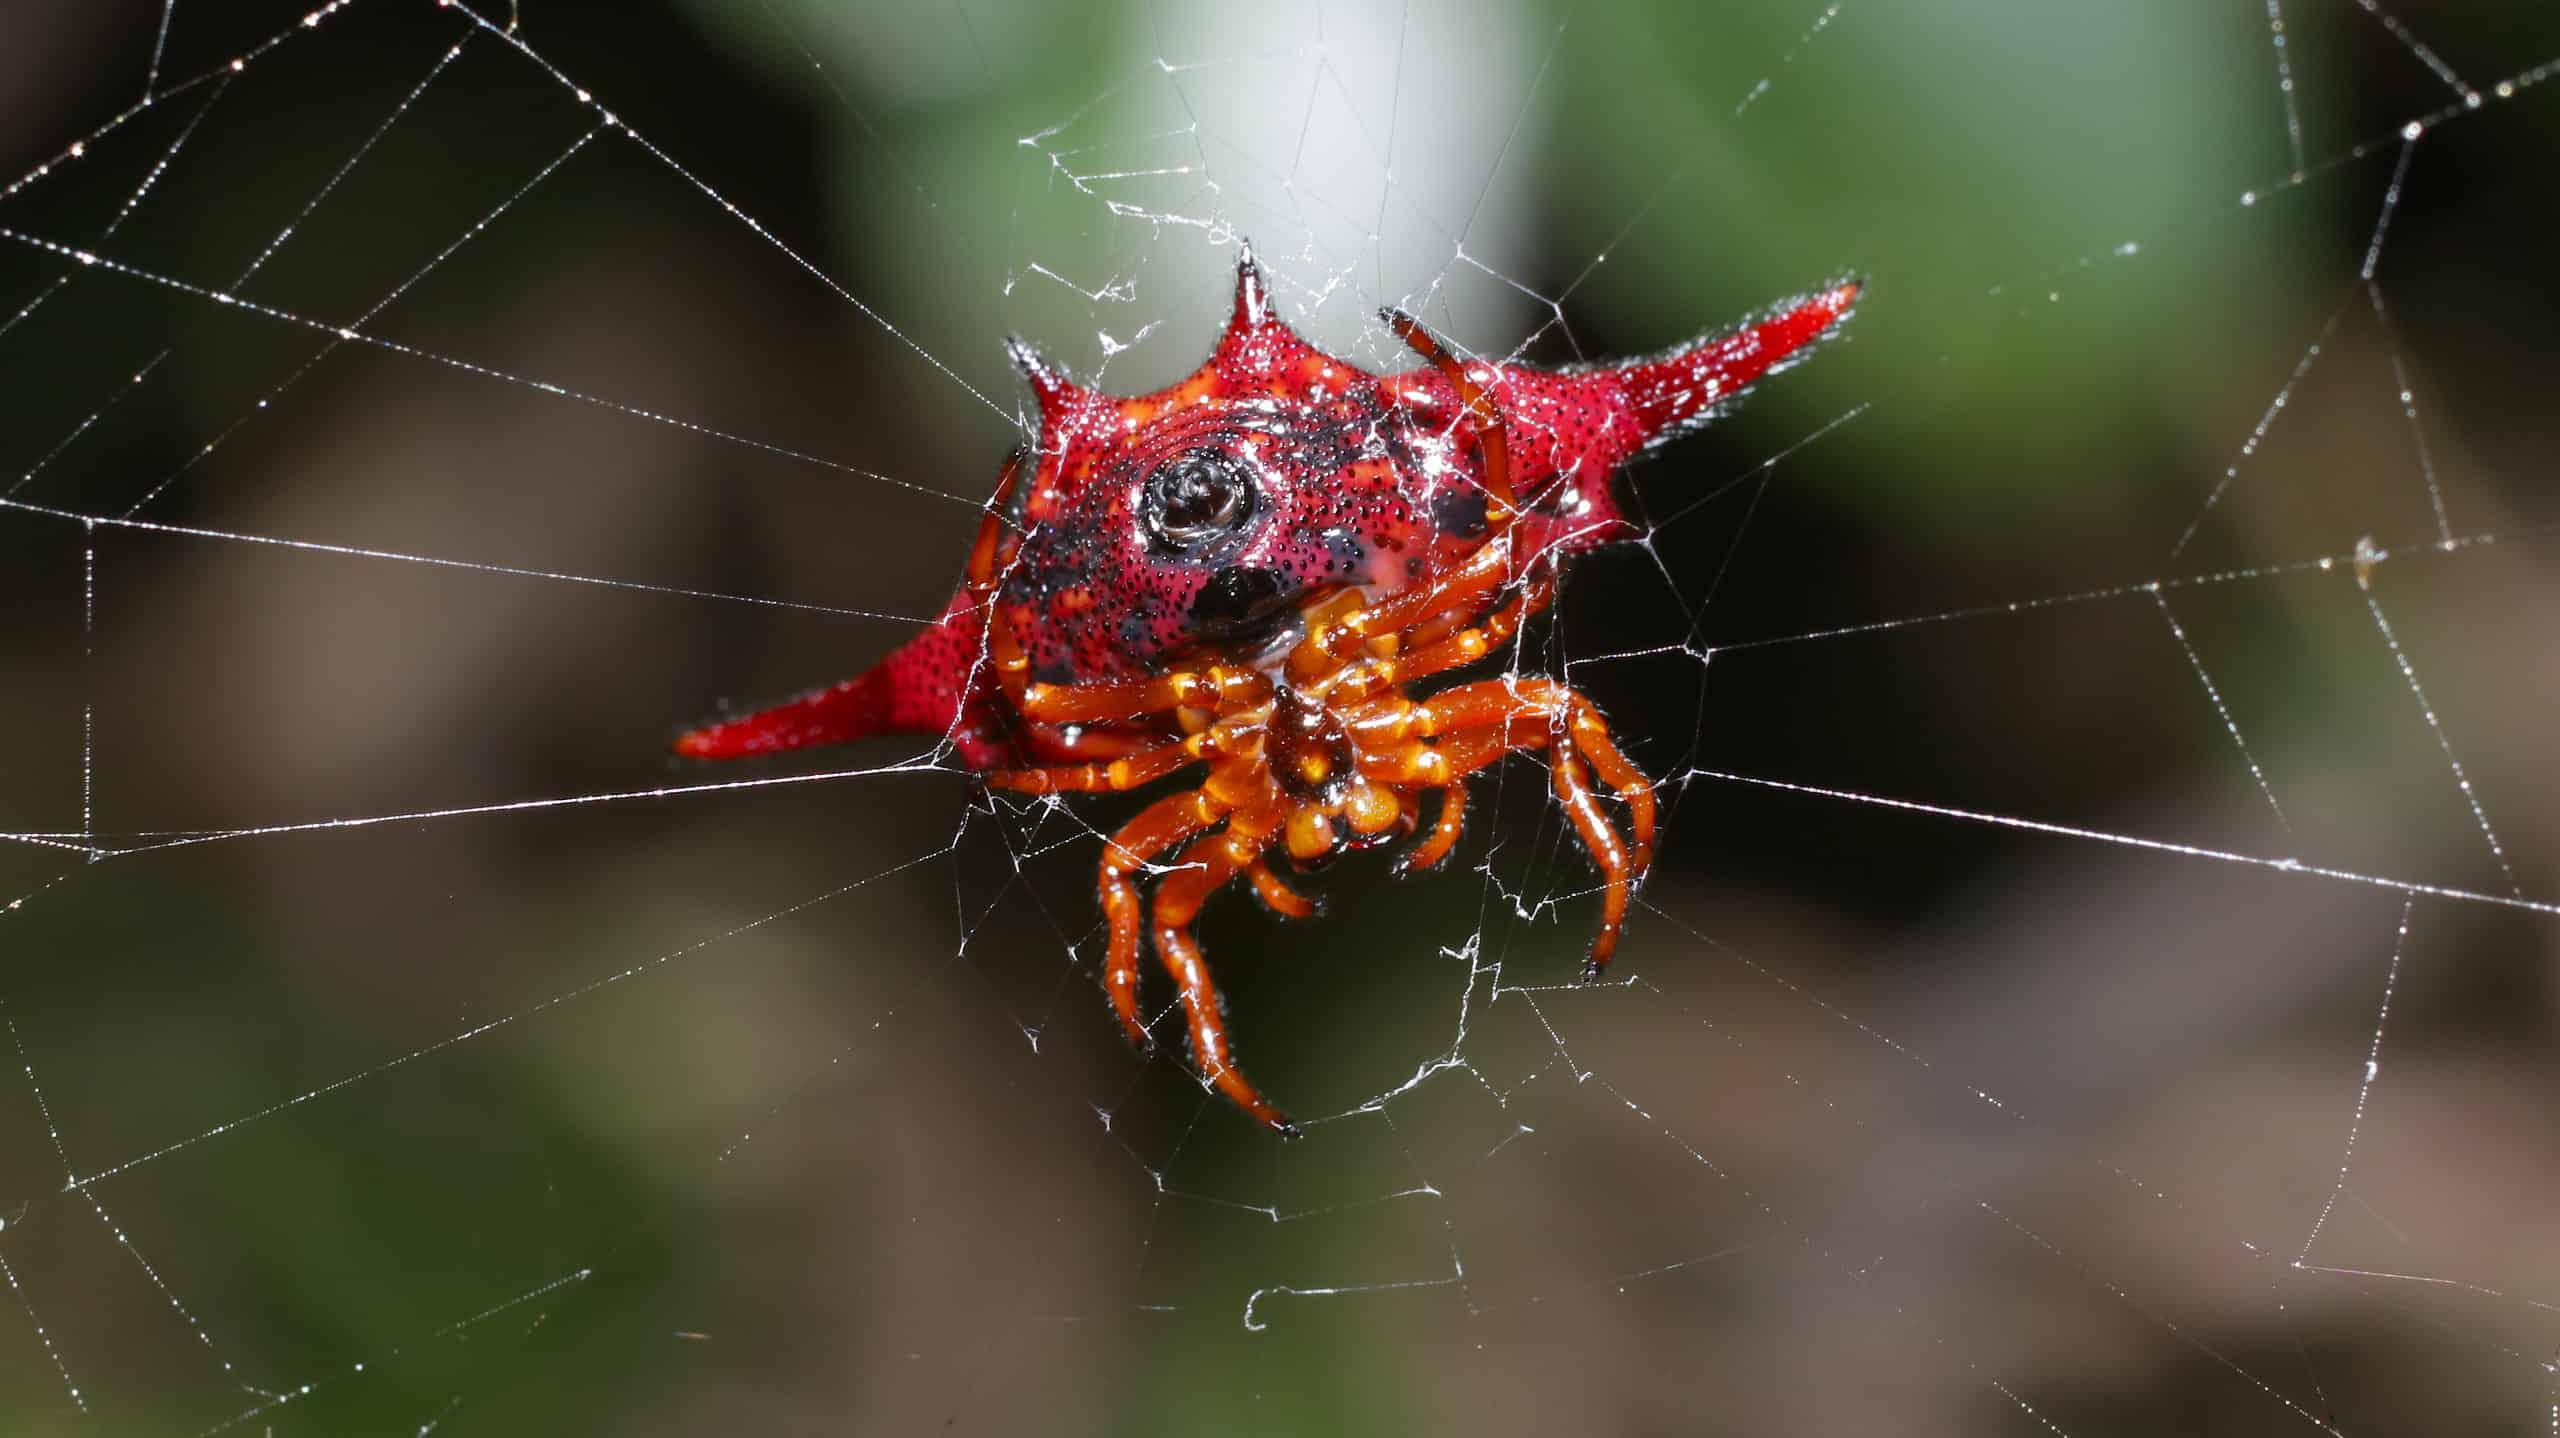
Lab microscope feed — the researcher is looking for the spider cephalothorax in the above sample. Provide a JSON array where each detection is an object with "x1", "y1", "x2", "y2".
[{"x1": 677, "y1": 249, "x2": 1858, "y2": 1134}]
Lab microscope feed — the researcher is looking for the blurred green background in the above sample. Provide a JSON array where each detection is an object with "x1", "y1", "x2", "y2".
[{"x1": 1, "y1": 2, "x2": 2556, "y2": 1433}]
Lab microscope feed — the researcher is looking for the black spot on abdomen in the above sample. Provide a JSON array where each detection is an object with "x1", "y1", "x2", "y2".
[
  {"x1": 1191, "y1": 566, "x2": 1286, "y2": 630},
  {"x1": 1428, "y1": 488, "x2": 1488, "y2": 539}
]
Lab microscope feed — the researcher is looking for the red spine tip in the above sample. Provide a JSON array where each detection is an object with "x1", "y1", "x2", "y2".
[{"x1": 672, "y1": 670, "x2": 897, "y2": 761}]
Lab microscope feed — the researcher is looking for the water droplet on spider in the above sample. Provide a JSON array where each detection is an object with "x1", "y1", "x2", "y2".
[{"x1": 2364, "y1": 1059, "x2": 2379, "y2": 1082}]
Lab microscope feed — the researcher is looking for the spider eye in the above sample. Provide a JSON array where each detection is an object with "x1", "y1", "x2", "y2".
[{"x1": 1141, "y1": 448, "x2": 1256, "y2": 551}]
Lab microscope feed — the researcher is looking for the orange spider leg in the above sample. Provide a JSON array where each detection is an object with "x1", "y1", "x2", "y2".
[
  {"x1": 959, "y1": 450, "x2": 1043, "y2": 716},
  {"x1": 1548, "y1": 723, "x2": 1635, "y2": 979},
  {"x1": 1400, "y1": 784, "x2": 1468, "y2": 873},
  {"x1": 961, "y1": 449, "x2": 1025, "y2": 601},
  {"x1": 1294, "y1": 535, "x2": 1520, "y2": 684},
  {"x1": 1386, "y1": 717, "x2": 1559, "y2": 872},
  {"x1": 1564, "y1": 700, "x2": 1656, "y2": 878},
  {"x1": 1352, "y1": 677, "x2": 1652, "y2": 978},
  {"x1": 1396, "y1": 605, "x2": 1470, "y2": 654},
  {"x1": 985, "y1": 735, "x2": 1205, "y2": 795},
  {"x1": 1098, "y1": 789, "x2": 1229, "y2": 1050},
  {"x1": 1352, "y1": 715, "x2": 1549, "y2": 786},
  {"x1": 1344, "y1": 676, "x2": 1570, "y2": 747},
  {"x1": 1323, "y1": 579, "x2": 1541, "y2": 712},
  {"x1": 1016, "y1": 665, "x2": 1273, "y2": 727},
  {"x1": 1383, "y1": 307, "x2": 1515, "y2": 521},
  {"x1": 1021, "y1": 719, "x2": 1168, "y2": 760},
  {"x1": 1246, "y1": 859, "x2": 1319, "y2": 919},
  {"x1": 1379, "y1": 575, "x2": 1557, "y2": 689},
  {"x1": 1150, "y1": 790, "x2": 1299, "y2": 1136},
  {"x1": 1529, "y1": 694, "x2": 1656, "y2": 978},
  {"x1": 1398, "y1": 568, "x2": 1551, "y2": 655}
]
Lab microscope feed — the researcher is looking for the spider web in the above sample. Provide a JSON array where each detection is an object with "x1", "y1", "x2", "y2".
[{"x1": 2, "y1": 1, "x2": 2557, "y2": 1432}]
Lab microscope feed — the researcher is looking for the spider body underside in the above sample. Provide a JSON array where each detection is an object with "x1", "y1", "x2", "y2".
[{"x1": 677, "y1": 250, "x2": 1859, "y2": 1134}]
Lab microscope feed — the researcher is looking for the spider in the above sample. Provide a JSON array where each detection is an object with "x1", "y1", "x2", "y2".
[{"x1": 676, "y1": 248, "x2": 1858, "y2": 1135}]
